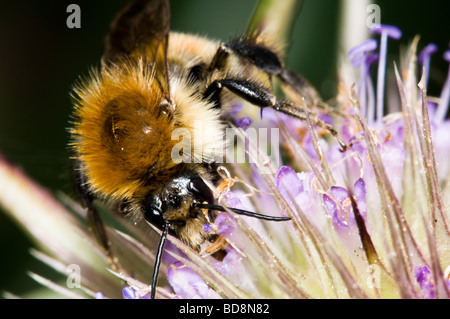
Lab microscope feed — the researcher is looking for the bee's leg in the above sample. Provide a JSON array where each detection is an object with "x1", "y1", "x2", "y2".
[
  {"x1": 273, "y1": 100, "x2": 349, "y2": 152},
  {"x1": 225, "y1": 39, "x2": 283, "y2": 75},
  {"x1": 72, "y1": 159, "x2": 119, "y2": 268},
  {"x1": 222, "y1": 40, "x2": 349, "y2": 150},
  {"x1": 187, "y1": 44, "x2": 231, "y2": 84},
  {"x1": 204, "y1": 78, "x2": 275, "y2": 109},
  {"x1": 277, "y1": 69, "x2": 348, "y2": 118},
  {"x1": 213, "y1": 39, "x2": 319, "y2": 107},
  {"x1": 225, "y1": 40, "x2": 344, "y2": 115},
  {"x1": 204, "y1": 79, "x2": 348, "y2": 151},
  {"x1": 208, "y1": 43, "x2": 231, "y2": 72}
]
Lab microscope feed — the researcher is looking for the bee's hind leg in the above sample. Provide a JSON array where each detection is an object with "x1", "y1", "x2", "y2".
[
  {"x1": 272, "y1": 100, "x2": 349, "y2": 152},
  {"x1": 223, "y1": 39, "x2": 350, "y2": 150},
  {"x1": 203, "y1": 77, "x2": 349, "y2": 151},
  {"x1": 72, "y1": 159, "x2": 120, "y2": 269},
  {"x1": 226, "y1": 39, "x2": 344, "y2": 113}
]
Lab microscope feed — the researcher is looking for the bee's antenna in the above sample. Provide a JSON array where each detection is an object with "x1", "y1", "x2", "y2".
[
  {"x1": 192, "y1": 203, "x2": 290, "y2": 221},
  {"x1": 151, "y1": 222, "x2": 169, "y2": 299}
]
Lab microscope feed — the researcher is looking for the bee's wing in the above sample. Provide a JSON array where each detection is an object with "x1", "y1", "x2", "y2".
[{"x1": 102, "y1": 0, "x2": 171, "y2": 98}]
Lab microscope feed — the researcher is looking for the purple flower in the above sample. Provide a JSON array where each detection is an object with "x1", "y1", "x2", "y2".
[
  {"x1": 167, "y1": 261, "x2": 221, "y2": 299},
  {"x1": 122, "y1": 286, "x2": 139, "y2": 299},
  {"x1": 95, "y1": 292, "x2": 105, "y2": 299},
  {"x1": 275, "y1": 166, "x2": 304, "y2": 202},
  {"x1": 3, "y1": 1, "x2": 450, "y2": 301},
  {"x1": 275, "y1": 166, "x2": 328, "y2": 230},
  {"x1": 237, "y1": 116, "x2": 253, "y2": 130},
  {"x1": 121, "y1": 286, "x2": 150, "y2": 299},
  {"x1": 323, "y1": 186, "x2": 353, "y2": 228},
  {"x1": 228, "y1": 104, "x2": 253, "y2": 130},
  {"x1": 203, "y1": 223, "x2": 214, "y2": 234},
  {"x1": 353, "y1": 178, "x2": 367, "y2": 219},
  {"x1": 203, "y1": 211, "x2": 236, "y2": 237},
  {"x1": 321, "y1": 180, "x2": 368, "y2": 258}
]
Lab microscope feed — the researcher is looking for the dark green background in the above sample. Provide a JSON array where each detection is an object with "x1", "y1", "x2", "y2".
[{"x1": 0, "y1": 0, "x2": 449, "y2": 297}]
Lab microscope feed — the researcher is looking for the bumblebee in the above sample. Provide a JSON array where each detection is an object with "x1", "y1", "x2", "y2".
[{"x1": 70, "y1": 0, "x2": 347, "y2": 298}]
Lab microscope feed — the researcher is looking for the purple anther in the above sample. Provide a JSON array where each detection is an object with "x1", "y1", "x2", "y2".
[
  {"x1": 371, "y1": 24, "x2": 402, "y2": 40},
  {"x1": 418, "y1": 43, "x2": 438, "y2": 89},
  {"x1": 348, "y1": 39, "x2": 378, "y2": 67},
  {"x1": 444, "y1": 49, "x2": 450, "y2": 62},
  {"x1": 418, "y1": 43, "x2": 438, "y2": 64},
  {"x1": 348, "y1": 38, "x2": 379, "y2": 119}
]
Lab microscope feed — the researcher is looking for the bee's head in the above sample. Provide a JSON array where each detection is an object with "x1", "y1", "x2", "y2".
[{"x1": 142, "y1": 175, "x2": 217, "y2": 251}]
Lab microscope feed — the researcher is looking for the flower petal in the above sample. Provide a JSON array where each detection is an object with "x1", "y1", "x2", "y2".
[
  {"x1": 323, "y1": 193, "x2": 348, "y2": 228},
  {"x1": 167, "y1": 261, "x2": 222, "y2": 299},
  {"x1": 353, "y1": 178, "x2": 367, "y2": 219},
  {"x1": 122, "y1": 286, "x2": 139, "y2": 299},
  {"x1": 95, "y1": 292, "x2": 105, "y2": 299},
  {"x1": 275, "y1": 166, "x2": 304, "y2": 200}
]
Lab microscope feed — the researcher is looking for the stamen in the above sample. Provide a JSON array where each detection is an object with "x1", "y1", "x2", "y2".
[
  {"x1": 348, "y1": 39, "x2": 378, "y2": 67},
  {"x1": 348, "y1": 39, "x2": 377, "y2": 117},
  {"x1": 365, "y1": 53, "x2": 379, "y2": 125},
  {"x1": 371, "y1": 24, "x2": 402, "y2": 124},
  {"x1": 418, "y1": 43, "x2": 438, "y2": 90},
  {"x1": 435, "y1": 48, "x2": 450, "y2": 123}
]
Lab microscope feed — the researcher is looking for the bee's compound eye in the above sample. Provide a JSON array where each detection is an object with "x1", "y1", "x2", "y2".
[
  {"x1": 188, "y1": 177, "x2": 214, "y2": 205},
  {"x1": 143, "y1": 196, "x2": 165, "y2": 229}
]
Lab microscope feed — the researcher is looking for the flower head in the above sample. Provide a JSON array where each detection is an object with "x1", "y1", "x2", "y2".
[{"x1": 1, "y1": 2, "x2": 450, "y2": 300}]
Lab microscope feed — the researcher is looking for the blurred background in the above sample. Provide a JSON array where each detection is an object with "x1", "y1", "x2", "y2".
[{"x1": 0, "y1": 0, "x2": 449, "y2": 297}]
